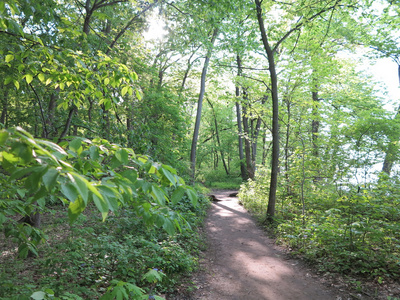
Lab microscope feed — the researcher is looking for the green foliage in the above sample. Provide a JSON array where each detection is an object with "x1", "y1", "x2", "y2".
[
  {"x1": 0, "y1": 127, "x2": 198, "y2": 258},
  {"x1": 239, "y1": 173, "x2": 400, "y2": 280},
  {"x1": 200, "y1": 168, "x2": 243, "y2": 189},
  {"x1": 0, "y1": 184, "x2": 209, "y2": 299}
]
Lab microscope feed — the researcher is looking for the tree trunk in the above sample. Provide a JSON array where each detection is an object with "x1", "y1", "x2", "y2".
[
  {"x1": 58, "y1": 106, "x2": 76, "y2": 142},
  {"x1": 242, "y1": 98, "x2": 255, "y2": 179},
  {"x1": 207, "y1": 98, "x2": 229, "y2": 175},
  {"x1": 236, "y1": 54, "x2": 247, "y2": 180},
  {"x1": 255, "y1": 0, "x2": 280, "y2": 221},
  {"x1": 190, "y1": 28, "x2": 219, "y2": 180},
  {"x1": 311, "y1": 88, "x2": 320, "y2": 157},
  {"x1": 43, "y1": 92, "x2": 57, "y2": 138},
  {"x1": 311, "y1": 81, "x2": 322, "y2": 182},
  {"x1": 83, "y1": 0, "x2": 93, "y2": 35},
  {"x1": 284, "y1": 96, "x2": 292, "y2": 195},
  {"x1": 1, "y1": 88, "x2": 8, "y2": 127},
  {"x1": 250, "y1": 95, "x2": 266, "y2": 170}
]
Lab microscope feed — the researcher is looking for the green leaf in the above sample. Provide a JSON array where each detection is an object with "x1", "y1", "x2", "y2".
[
  {"x1": 0, "y1": 1, "x2": 5, "y2": 14},
  {"x1": 0, "y1": 213, "x2": 6, "y2": 225},
  {"x1": 5, "y1": 54, "x2": 14, "y2": 63},
  {"x1": 30, "y1": 291, "x2": 46, "y2": 300},
  {"x1": 121, "y1": 86, "x2": 128, "y2": 96},
  {"x1": 135, "y1": 90, "x2": 141, "y2": 100},
  {"x1": 89, "y1": 145, "x2": 99, "y2": 160},
  {"x1": 186, "y1": 187, "x2": 198, "y2": 206},
  {"x1": 14, "y1": 80, "x2": 19, "y2": 90},
  {"x1": 160, "y1": 168, "x2": 177, "y2": 186},
  {"x1": 151, "y1": 185, "x2": 166, "y2": 205},
  {"x1": 171, "y1": 186, "x2": 185, "y2": 205},
  {"x1": 115, "y1": 149, "x2": 128, "y2": 164},
  {"x1": 163, "y1": 218, "x2": 175, "y2": 235},
  {"x1": 4, "y1": 76, "x2": 13, "y2": 85},
  {"x1": 0, "y1": 130, "x2": 9, "y2": 145},
  {"x1": 121, "y1": 169, "x2": 137, "y2": 183},
  {"x1": 11, "y1": 141, "x2": 32, "y2": 163},
  {"x1": 110, "y1": 156, "x2": 122, "y2": 169},
  {"x1": 38, "y1": 73, "x2": 45, "y2": 82},
  {"x1": 97, "y1": 185, "x2": 119, "y2": 211},
  {"x1": 68, "y1": 196, "x2": 86, "y2": 223},
  {"x1": 93, "y1": 194, "x2": 108, "y2": 221},
  {"x1": 42, "y1": 168, "x2": 59, "y2": 191},
  {"x1": 10, "y1": 165, "x2": 45, "y2": 181},
  {"x1": 69, "y1": 138, "x2": 82, "y2": 152},
  {"x1": 61, "y1": 182, "x2": 79, "y2": 202},
  {"x1": 69, "y1": 173, "x2": 88, "y2": 203},
  {"x1": 25, "y1": 74, "x2": 33, "y2": 84}
]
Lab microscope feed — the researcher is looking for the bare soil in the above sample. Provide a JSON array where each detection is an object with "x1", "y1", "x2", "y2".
[{"x1": 171, "y1": 190, "x2": 397, "y2": 300}]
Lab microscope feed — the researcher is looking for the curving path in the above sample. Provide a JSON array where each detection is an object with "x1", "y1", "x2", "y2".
[{"x1": 190, "y1": 190, "x2": 349, "y2": 300}]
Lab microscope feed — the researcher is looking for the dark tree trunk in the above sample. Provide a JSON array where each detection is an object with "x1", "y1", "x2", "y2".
[
  {"x1": 1, "y1": 88, "x2": 8, "y2": 126},
  {"x1": 242, "y1": 100, "x2": 255, "y2": 179},
  {"x1": 311, "y1": 83, "x2": 323, "y2": 182},
  {"x1": 58, "y1": 106, "x2": 76, "y2": 142},
  {"x1": 83, "y1": 0, "x2": 93, "y2": 35},
  {"x1": 43, "y1": 92, "x2": 57, "y2": 138},
  {"x1": 207, "y1": 98, "x2": 229, "y2": 175},
  {"x1": 190, "y1": 28, "x2": 219, "y2": 180},
  {"x1": 311, "y1": 86, "x2": 320, "y2": 157},
  {"x1": 236, "y1": 54, "x2": 247, "y2": 180},
  {"x1": 284, "y1": 96, "x2": 292, "y2": 195},
  {"x1": 255, "y1": 0, "x2": 280, "y2": 221}
]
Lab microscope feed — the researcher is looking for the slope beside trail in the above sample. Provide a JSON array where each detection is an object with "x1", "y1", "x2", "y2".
[{"x1": 187, "y1": 190, "x2": 352, "y2": 300}]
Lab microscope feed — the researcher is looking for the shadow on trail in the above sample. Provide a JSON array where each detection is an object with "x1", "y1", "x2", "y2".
[{"x1": 195, "y1": 191, "x2": 340, "y2": 300}]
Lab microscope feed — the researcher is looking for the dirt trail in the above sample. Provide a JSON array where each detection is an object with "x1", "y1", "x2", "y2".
[{"x1": 189, "y1": 190, "x2": 349, "y2": 300}]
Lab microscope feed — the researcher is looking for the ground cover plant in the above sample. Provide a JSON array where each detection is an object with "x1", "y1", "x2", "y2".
[
  {"x1": 239, "y1": 168, "x2": 400, "y2": 296},
  {"x1": 0, "y1": 127, "x2": 210, "y2": 299}
]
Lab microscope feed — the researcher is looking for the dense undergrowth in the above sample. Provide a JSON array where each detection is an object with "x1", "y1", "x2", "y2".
[
  {"x1": 239, "y1": 171, "x2": 400, "y2": 282},
  {"x1": 199, "y1": 169, "x2": 243, "y2": 190},
  {"x1": 0, "y1": 191, "x2": 210, "y2": 299}
]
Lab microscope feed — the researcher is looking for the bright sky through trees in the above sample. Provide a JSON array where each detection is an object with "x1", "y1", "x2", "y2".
[{"x1": 144, "y1": 13, "x2": 167, "y2": 41}]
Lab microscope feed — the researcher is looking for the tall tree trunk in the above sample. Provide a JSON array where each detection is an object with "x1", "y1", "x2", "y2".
[
  {"x1": 101, "y1": 104, "x2": 110, "y2": 140},
  {"x1": 242, "y1": 97, "x2": 255, "y2": 179},
  {"x1": 190, "y1": 28, "x2": 219, "y2": 180},
  {"x1": 255, "y1": 0, "x2": 280, "y2": 221},
  {"x1": 236, "y1": 54, "x2": 247, "y2": 180},
  {"x1": 83, "y1": 0, "x2": 93, "y2": 35},
  {"x1": 43, "y1": 92, "x2": 57, "y2": 138},
  {"x1": 311, "y1": 81, "x2": 322, "y2": 182},
  {"x1": 207, "y1": 98, "x2": 229, "y2": 175},
  {"x1": 311, "y1": 88, "x2": 320, "y2": 157},
  {"x1": 1, "y1": 88, "x2": 8, "y2": 127},
  {"x1": 250, "y1": 95, "x2": 266, "y2": 170},
  {"x1": 284, "y1": 96, "x2": 292, "y2": 195}
]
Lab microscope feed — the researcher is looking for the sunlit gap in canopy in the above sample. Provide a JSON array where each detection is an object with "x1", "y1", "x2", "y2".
[{"x1": 144, "y1": 11, "x2": 168, "y2": 42}]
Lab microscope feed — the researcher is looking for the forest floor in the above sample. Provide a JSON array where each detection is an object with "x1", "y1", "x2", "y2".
[{"x1": 169, "y1": 190, "x2": 394, "y2": 300}]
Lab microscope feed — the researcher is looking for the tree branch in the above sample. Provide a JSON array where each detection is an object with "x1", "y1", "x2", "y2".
[
  {"x1": 106, "y1": 0, "x2": 158, "y2": 54},
  {"x1": 273, "y1": 0, "x2": 344, "y2": 53}
]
